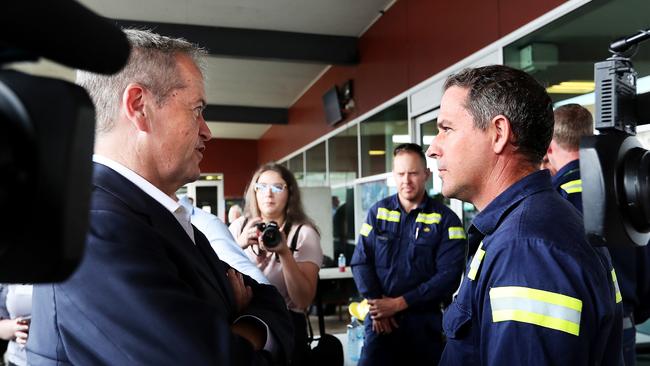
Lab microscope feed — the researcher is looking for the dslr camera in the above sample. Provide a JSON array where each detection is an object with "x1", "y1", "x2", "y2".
[{"x1": 257, "y1": 221, "x2": 282, "y2": 248}]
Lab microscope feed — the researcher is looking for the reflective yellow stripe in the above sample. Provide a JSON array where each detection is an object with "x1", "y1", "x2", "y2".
[
  {"x1": 612, "y1": 269, "x2": 622, "y2": 303},
  {"x1": 492, "y1": 309, "x2": 580, "y2": 336},
  {"x1": 360, "y1": 223, "x2": 373, "y2": 237},
  {"x1": 377, "y1": 208, "x2": 400, "y2": 222},
  {"x1": 560, "y1": 179, "x2": 582, "y2": 194},
  {"x1": 490, "y1": 286, "x2": 583, "y2": 336},
  {"x1": 415, "y1": 212, "x2": 441, "y2": 224},
  {"x1": 448, "y1": 226, "x2": 466, "y2": 239},
  {"x1": 490, "y1": 286, "x2": 582, "y2": 311},
  {"x1": 467, "y1": 242, "x2": 485, "y2": 280}
]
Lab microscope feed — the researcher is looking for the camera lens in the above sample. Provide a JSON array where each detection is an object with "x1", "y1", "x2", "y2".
[{"x1": 260, "y1": 221, "x2": 281, "y2": 248}]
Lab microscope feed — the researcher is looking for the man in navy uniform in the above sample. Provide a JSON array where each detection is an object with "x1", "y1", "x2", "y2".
[
  {"x1": 427, "y1": 65, "x2": 623, "y2": 365},
  {"x1": 547, "y1": 103, "x2": 644, "y2": 365},
  {"x1": 351, "y1": 143, "x2": 467, "y2": 366}
]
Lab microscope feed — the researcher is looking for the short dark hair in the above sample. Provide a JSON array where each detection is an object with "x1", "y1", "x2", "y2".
[
  {"x1": 393, "y1": 143, "x2": 427, "y2": 167},
  {"x1": 553, "y1": 104, "x2": 593, "y2": 151},
  {"x1": 444, "y1": 65, "x2": 554, "y2": 164}
]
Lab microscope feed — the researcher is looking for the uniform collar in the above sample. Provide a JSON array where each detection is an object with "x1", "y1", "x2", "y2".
[
  {"x1": 389, "y1": 192, "x2": 431, "y2": 212},
  {"x1": 471, "y1": 169, "x2": 553, "y2": 237},
  {"x1": 551, "y1": 159, "x2": 580, "y2": 185}
]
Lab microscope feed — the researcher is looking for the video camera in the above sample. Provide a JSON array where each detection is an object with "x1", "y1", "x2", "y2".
[
  {"x1": 0, "y1": 1, "x2": 130, "y2": 282},
  {"x1": 580, "y1": 28, "x2": 650, "y2": 248}
]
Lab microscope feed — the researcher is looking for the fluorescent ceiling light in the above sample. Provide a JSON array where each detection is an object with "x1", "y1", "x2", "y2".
[
  {"x1": 368, "y1": 150, "x2": 385, "y2": 156},
  {"x1": 546, "y1": 80, "x2": 595, "y2": 94},
  {"x1": 392, "y1": 134, "x2": 411, "y2": 143}
]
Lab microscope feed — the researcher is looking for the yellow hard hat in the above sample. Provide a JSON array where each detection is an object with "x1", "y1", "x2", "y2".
[{"x1": 348, "y1": 299, "x2": 369, "y2": 322}]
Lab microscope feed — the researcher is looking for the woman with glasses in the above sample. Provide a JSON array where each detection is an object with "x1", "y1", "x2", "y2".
[{"x1": 229, "y1": 162, "x2": 323, "y2": 365}]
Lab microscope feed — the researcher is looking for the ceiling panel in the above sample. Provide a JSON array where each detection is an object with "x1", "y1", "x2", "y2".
[
  {"x1": 203, "y1": 57, "x2": 325, "y2": 107},
  {"x1": 78, "y1": 0, "x2": 393, "y2": 36}
]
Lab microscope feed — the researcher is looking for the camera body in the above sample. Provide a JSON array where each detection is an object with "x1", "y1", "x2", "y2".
[{"x1": 256, "y1": 221, "x2": 282, "y2": 248}]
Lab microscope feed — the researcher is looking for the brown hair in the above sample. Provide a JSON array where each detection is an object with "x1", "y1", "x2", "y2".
[
  {"x1": 243, "y1": 162, "x2": 319, "y2": 232},
  {"x1": 553, "y1": 104, "x2": 593, "y2": 151}
]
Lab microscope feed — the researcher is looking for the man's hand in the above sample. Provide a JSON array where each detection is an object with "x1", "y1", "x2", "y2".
[
  {"x1": 368, "y1": 296, "x2": 407, "y2": 319},
  {"x1": 227, "y1": 268, "x2": 253, "y2": 314},
  {"x1": 231, "y1": 319, "x2": 266, "y2": 351},
  {"x1": 372, "y1": 317, "x2": 399, "y2": 334}
]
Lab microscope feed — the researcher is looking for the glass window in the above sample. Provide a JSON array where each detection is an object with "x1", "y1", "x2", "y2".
[
  {"x1": 360, "y1": 99, "x2": 408, "y2": 177},
  {"x1": 332, "y1": 186, "x2": 355, "y2": 264},
  {"x1": 502, "y1": 0, "x2": 650, "y2": 108},
  {"x1": 355, "y1": 177, "x2": 396, "y2": 234},
  {"x1": 329, "y1": 125, "x2": 358, "y2": 186},
  {"x1": 305, "y1": 142, "x2": 327, "y2": 186},
  {"x1": 287, "y1": 153, "x2": 304, "y2": 184}
]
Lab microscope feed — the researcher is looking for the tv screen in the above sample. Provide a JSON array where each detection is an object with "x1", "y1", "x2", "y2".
[{"x1": 322, "y1": 86, "x2": 343, "y2": 125}]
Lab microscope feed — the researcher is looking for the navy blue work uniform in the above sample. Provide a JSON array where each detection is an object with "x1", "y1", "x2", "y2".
[
  {"x1": 351, "y1": 193, "x2": 466, "y2": 366},
  {"x1": 440, "y1": 170, "x2": 623, "y2": 366},
  {"x1": 553, "y1": 159, "x2": 640, "y2": 366}
]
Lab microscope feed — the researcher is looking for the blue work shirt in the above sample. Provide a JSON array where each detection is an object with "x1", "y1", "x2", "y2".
[
  {"x1": 351, "y1": 193, "x2": 466, "y2": 311},
  {"x1": 440, "y1": 170, "x2": 623, "y2": 366},
  {"x1": 551, "y1": 159, "x2": 582, "y2": 210}
]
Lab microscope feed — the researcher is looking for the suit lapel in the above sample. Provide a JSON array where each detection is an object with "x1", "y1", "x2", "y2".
[{"x1": 92, "y1": 163, "x2": 233, "y2": 308}]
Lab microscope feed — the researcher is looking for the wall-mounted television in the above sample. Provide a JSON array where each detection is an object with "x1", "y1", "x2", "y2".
[{"x1": 322, "y1": 86, "x2": 343, "y2": 125}]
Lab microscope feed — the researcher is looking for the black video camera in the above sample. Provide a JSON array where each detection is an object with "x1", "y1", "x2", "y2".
[
  {"x1": 580, "y1": 28, "x2": 650, "y2": 248},
  {"x1": 257, "y1": 221, "x2": 282, "y2": 248},
  {"x1": 0, "y1": 0, "x2": 129, "y2": 282}
]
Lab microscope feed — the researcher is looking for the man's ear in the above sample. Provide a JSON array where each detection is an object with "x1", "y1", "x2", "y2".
[
  {"x1": 546, "y1": 141, "x2": 554, "y2": 156},
  {"x1": 122, "y1": 83, "x2": 149, "y2": 132},
  {"x1": 491, "y1": 114, "x2": 511, "y2": 154}
]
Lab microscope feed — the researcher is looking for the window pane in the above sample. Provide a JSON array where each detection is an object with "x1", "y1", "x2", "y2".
[
  {"x1": 355, "y1": 178, "x2": 396, "y2": 234},
  {"x1": 332, "y1": 186, "x2": 355, "y2": 264},
  {"x1": 305, "y1": 142, "x2": 327, "y2": 186},
  {"x1": 329, "y1": 125, "x2": 358, "y2": 186},
  {"x1": 288, "y1": 153, "x2": 304, "y2": 184},
  {"x1": 360, "y1": 99, "x2": 408, "y2": 177}
]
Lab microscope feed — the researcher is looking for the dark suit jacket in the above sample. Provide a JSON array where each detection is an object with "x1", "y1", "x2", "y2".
[{"x1": 27, "y1": 163, "x2": 294, "y2": 365}]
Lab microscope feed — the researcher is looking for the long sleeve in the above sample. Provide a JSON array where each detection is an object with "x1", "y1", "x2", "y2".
[{"x1": 351, "y1": 207, "x2": 384, "y2": 299}]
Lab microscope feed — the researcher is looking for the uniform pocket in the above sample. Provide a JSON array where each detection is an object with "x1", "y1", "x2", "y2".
[
  {"x1": 443, "y1": 301, "x2": 472, "y2": 339},
  {"x1": 374, "y1": 232, "x2": 395, "y2": 268},
  {"x1": 409, "y1": 239, "x2": 435, "y2": 273}
]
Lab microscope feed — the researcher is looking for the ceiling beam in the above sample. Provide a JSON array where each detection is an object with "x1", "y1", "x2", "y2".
[
  {"x1": 203, "y1": 105, "x2": 288, "y2": 124},
  {"x1": 114, "y1": 19, "x2": 359, "y2": 65}
]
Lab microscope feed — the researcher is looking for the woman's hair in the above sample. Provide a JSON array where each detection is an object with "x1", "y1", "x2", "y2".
[{"x1": 243, "y1": 162, "x2": 318, "y2": 232}]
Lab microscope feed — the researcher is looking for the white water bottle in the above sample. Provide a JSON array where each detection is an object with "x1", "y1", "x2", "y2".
[{"x1": 338, "y1": 253, "x2": 346, "y2": 272}]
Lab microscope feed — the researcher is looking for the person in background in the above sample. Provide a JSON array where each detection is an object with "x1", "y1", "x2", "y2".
[
  {"x1": 546, "y1": 103, "x2": 645, "y2": 365},
  {"x1": 427, "y1": 65, "x2": 622, "y2": 365},
  {"x1": 350, "y1": 143, "x2": 467, "y2": 366},
  {"x1": 230, "y1": 162, "x2": 323, "y2": 366},
  {"x1": 180, "y1": 195, "x2": 269, "y2": 285},
  {"x1": 228, "y1": 204, "x2": 243, "y2": 225},
  {"x1": 28, "y1": 29, "x2": 293, "y2": 365},
  {"x1": 540, "y1": 154, "x2": 557, "y2": 175},
  {"x1": 0, "y1": 285, "x2": 31, "y2": 366}
]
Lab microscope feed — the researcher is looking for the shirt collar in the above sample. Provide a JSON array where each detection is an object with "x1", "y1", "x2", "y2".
[
  {"x1": 389, "y1": 192, "x2": 431, "y2": 212},
  {"x1": 551, "y1": 159, "x2": 580, "y2": 185},
  {"x1": 471, "y1": 169, "x2": 553, "y2": 237},
  {"x1": 93, "y1": 154, "x2": 182, "y2": 215}
]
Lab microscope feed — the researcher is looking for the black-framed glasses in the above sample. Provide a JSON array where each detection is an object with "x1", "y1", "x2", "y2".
[{"x1": 254, "y1": 182, "x2": 287, "y2": 194}]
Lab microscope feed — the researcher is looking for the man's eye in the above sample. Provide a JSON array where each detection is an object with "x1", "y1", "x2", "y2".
[{"x1": 193, "y1": 107, "x2": 203, "y2": 118}]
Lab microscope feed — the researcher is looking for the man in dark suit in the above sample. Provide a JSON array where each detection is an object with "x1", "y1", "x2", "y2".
[{"x1": 27, "y1": 29, "x2": 293, "y2": 365}]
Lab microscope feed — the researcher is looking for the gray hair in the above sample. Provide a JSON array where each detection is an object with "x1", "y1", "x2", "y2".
[
  {"x1": 444, "y1": 65, "x2": 554, "y2": 164},
  {"x1": 76, "y1": 29, "x2": 207, "y2": 135}
]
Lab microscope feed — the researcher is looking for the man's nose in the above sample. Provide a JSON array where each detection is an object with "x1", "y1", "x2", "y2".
[{"x1": 426, "y1": 136, "x2": 440, "y2": 159}]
